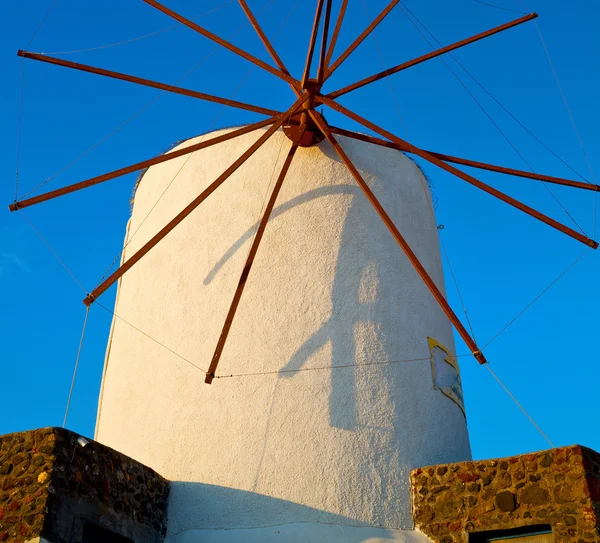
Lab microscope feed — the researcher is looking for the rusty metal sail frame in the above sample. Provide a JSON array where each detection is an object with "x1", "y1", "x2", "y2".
[{"x1": 10, "y1": 0, "x2": 599, "y2": 384}]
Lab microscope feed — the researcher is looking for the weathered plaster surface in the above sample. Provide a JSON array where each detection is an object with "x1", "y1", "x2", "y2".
[{"x1": 95, "y1": 127, "x2": 471, "y2": 537}]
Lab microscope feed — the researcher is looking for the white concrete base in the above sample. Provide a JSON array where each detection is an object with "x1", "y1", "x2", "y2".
[{"x1": 167, "y1": 523, "x2": 431, "y2": 543}]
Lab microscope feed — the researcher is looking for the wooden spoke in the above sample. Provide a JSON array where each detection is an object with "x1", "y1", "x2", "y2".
[
  {"x1": 317, "y1": 0, "x2": 334, "y2": 84},
  {"x1": 205, "y1": 136, "x2": 303, "y2": 384},
  {"x1": 83, "y1": 95, "x2": 310, "y2": 307},
  {"x1": 324, "y1": 0, "x2": 401, "y2": 82},
  {"x1": 324, "y1": 0, "x2": 348, "y2": 70},
  {"x1": 328, "y1": 12, "x2": 538, "y2": 99},
  {"x1": 17, "y1": 51, "x2": 279, "y2": 117},
  {"x1": 237, "y1": 0, "x2": 289, "y2": 75},
  {"x1": 9, "y1": 118, "x2": 279, "y2": 212},
  {"x1": 301, "y1": 0, "x2": 325, "y2": 89},
  {"x1": 143, "y1": 0, "x2": 301, "y2": 90},
  {"x1": 319, "y1": 96, "x2": 599, "y2": 249},
  {"x1": 329, "y1": 126, "x2": 599, "y2": 192},
  {"x1": 308, "y1": 110, "x2": 487, "y2": 365}
]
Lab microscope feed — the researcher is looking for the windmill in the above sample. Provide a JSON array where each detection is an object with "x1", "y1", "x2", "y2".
[{"x1": 10, "y1": 0, "x2": 598, "y2": 386}]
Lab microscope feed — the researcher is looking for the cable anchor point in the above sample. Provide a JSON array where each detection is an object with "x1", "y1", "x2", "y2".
[{"x1": 474, "y1": 350, "x2": 487, "y2": 365}]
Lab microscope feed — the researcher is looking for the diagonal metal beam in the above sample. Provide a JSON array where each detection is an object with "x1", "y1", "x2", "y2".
[
  {"x1": 324, "y1": 0, "x2": 401, "y2": 83},
  {"x1": 328, "y1": 12, "x2": 538, "y2": 99},
  {"x1": 17, "y1": 51, "x2": 279, "y2": 117},
  {"x1": 317, "y1": 0, "x2": 334, "y2": 84},
  {"x1": 308, "y1": 109, "x2": 487, "y2": 364},
  {"x1": 143, "y1": 0, "x2": 301, "y2": 90},
  {"x1": 9, "y1": 118, "x2": 279, "y2": 212},
  {"x1": 324, "y1": 0, "x2": 348, "y2": 70},
  {"x1": 319, "y1": 96, "x2": 598, "y2": 249},
  {"x1": 237, "y1": 0, "x2": 289, "y2": 75},
  {"x1": 329, "y1": 126, "x2": 600, "y2": 192},
  {"x1": 205, "y1": 135, "x2": 303, "y2": 384},
  {"x1": 83, "y1": 95, "x2": 310, "y2": 307},
  {"x1": 301, "y1": 0, "x2": 325, "y2": 88}
]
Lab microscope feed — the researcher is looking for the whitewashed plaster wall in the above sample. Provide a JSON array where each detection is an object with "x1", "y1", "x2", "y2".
[{"x1": 95, "y1": 127, "x2": 471, "y2": 539}]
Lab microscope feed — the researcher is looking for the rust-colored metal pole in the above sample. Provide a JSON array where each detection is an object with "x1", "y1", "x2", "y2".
[
  {"x1": 324, "y1": 0, "x2": 401, "y2": 82},
  {"x1": 205, "y1": 138, "x2": 302, "y2": 384},
  {"x1": 143, "y1": 0, "x2": 301, "y2": 90},
  {"x1": 329, "y1": 126, "x2": 599, "y2": 192},
  {"x1": 237, "y1": 0, "x2": 289, "y2": 75},
  {"x1": 301, "y1": 0, "x2": 325, "y2": 89},
  {"x1": 17, "y1": 51, "x2": 279, "y2": 117},
  {"x1": 236, "y1": 0, "x2": 300, "y2": 98},
  {"x1": 83, "y1": 96, "x2": 309, "y2": 307},
  {"x1": 308, "y1": 110, "x2": 487, "y2": 365},
  {"x1": 328, "y1": 12, "x2": 538, "y2": 99},
  {"x1": 9, "y1": 118, "x2": 279, "y2": 212},
  {"x1": 319, "y1": 96, "x2": 598, "y2": 249},
  {"x1": 317, "y1": 0, "x2": 334, "y2": 84},
  {"x1": 324, "y1": 0, "x2": 348, "y2": 70}
]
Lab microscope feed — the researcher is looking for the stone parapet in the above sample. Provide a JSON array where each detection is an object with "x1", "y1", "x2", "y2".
[
  {"x1": 411, "y1": 445, "x2": 600, "y2": 543},
  {"x1": 0, "y1": 428, "x2": 169, "y2": 543}
]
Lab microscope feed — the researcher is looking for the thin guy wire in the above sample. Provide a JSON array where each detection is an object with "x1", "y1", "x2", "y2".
[
  {"x1": 400, "y1": 4, "x2": 587, "y2": 236},
  {"x1": 472, "y1": 0, "x2": 525, "y2": 15},
  {"x1": 482, "y1": 249, "x2": 588, "y2": 350},
  {"x1": 63, "y1": 306, "x2": 89, "y2": 428},
  {"x1": 18, "y1": 0, "x2": 281, "y2": 201},
  {"x1": 26, "y1": 0, "x2": 58, "y2": 48},
  {"x1": 214, "y1": 355, "x2": 467, "y2": 379},
  {"x1": 530, "y1": 18, "x2": 598, "y2": 239},
  {"x1": 38, "y1": 1, "x2": 235, "y2": 55},
  {"x1": 15, "y1": 0, "x2": 59, "y2": 200},
  {"x1": 405, "y1": 4, "x2": 588, "y2": 184},
  {"x1": 18, "y1": 209, "x2": 87, "y2": 293},
  {"x1": 94, "y1": 0, "x2": 302, "y2": 286},
  {"x1": 96, "y1": 302, "x2": 209, "y2": 374},
  {"x1": 18, "y1": 208, "x2": 203, "y2": 375},
  {"x1": 485, "y1": 364, "x2": 555, "y2": 447},
  {"x1": 361, "y1": 0, "x2": 479, "y2": 341},
  {"x1": 15, "y1": 60, "x2": 25, "y2": 201},
  {"x1": 94, "y1": 66, "x2": 257, "y2": 287}
]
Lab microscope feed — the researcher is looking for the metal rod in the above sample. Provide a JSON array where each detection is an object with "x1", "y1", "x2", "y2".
[
  {"x1": 301, "y1": 0, "x2": 325, "y2": 89},
  {"x1": 237, "y1": 0, "x2": 290, "y2": 75},
  {"x1": 324, "y1": 0, "x2": 348, "y2": 70},
  {"x1": 143, "y1": 0, "x2": 301, "y2": 90},
  {"x1": 328, "y1": 12, "x2": 538, "y2": 99},
  {"x1": 9, "y1": 118, "x2": 278, "y2": 212},
  {"x1": 319, "y1": 96, "x2": 598, "y2": 249},
  {"x1": 329, "y1": 126, "x2": 599, "y2": 192},
  {"x1": 324, "y1": 0, "x2": 401, "y2": 82},
  {"x1": 317, "y1": 0, "x2": 334, "y2": 84},
  {"x1": 205, "y1": 137, "x2": 302, "y2": 384},
  {"x1": 17, "y1": 51, "x2": 279, "y2": 117},
  {"x1": 308, "y1": 110, "x2": 487, "y2": 364},
  {"x1": 84, "y1": 96, "x2": 310, "y2": 307}
]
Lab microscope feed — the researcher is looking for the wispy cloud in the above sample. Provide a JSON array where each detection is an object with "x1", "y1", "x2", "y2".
[{"x1": 0, "y1": 253, "x2": 32, "y2": 276}]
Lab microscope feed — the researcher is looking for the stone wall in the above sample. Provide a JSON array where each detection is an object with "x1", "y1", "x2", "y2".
[
  {"x1": 411, "y1": 445, "x2": 600, "y2": 543},
  {"x1": 0, "y1": 428, "x2": 169, "y2": 543}
]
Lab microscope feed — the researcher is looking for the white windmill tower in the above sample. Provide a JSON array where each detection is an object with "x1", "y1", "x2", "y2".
[{"x1": 11, "y1": 0, "x2": 598, "y2": 541}]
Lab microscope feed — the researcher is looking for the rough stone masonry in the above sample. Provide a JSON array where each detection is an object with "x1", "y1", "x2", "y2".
[
  {"x1": 411, "y1": 445, "x2": 600, "y2": 542},
  {"x1": 0, "y1": 428, "x2": 169, "y2": 543}
]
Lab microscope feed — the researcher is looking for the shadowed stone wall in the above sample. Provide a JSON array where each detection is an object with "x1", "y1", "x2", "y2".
[
  {"x1": 411, "y1": 445, "x2": 600, "y2": 543},
  {"x1": 0, "y1": 428, "x2": 169, "y2": 543}
]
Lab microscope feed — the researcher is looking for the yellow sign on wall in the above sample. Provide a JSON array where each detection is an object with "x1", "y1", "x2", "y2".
[{"x1": 427, "y1": 337, "x2": 465, "y2": 417}]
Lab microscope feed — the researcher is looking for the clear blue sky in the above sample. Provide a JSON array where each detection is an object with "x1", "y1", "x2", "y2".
[{"x1": 1, "y1": 0, "x2": 598, "y2": 461}]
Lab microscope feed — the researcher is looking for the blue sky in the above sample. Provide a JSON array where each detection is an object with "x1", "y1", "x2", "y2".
[{"x1": 1, "y1": 0, "x2": 598, "y2": 461}]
